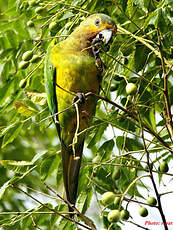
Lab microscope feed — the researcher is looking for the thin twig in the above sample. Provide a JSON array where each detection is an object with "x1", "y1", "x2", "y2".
[
  {"x1": 86, "y1": 161, "x2": 173, "y2": 177},
  {"x1": 10, "y1": 183, "x2": 92, "y2": 230},
  {"x1": 118, "y1": 25, "x2": 173, "y2": 71},
  {"x1": 31, "y1": 215, "x2": 42, "y2": 230},
  {"x1": 72, "y1": 103, "x2": 80, "y2": 160},
  {"x1": 160, "y1": 191, "x2": 173, "y2": 197},
  {"x1": 127, "y1": 220, "x2": 151, "y2": 230},
  {"x1": 156, "y1": 28, "x2": 173, "y2": 141},
  {"x1": 0, "y1": 211, "x2": 68, "y2": 215},
  {"x1": 88, "y1": 92, "x2": 173, "y2": 154},
  {"x1": 139, "y1": 112, "x2": 168, "y2": 230},
  {"x1": 44, "y1": 183, "x2": 97, "y2": 230}
]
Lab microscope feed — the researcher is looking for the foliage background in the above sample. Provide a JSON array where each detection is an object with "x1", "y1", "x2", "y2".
[{"x1": 0, "y1": 0, "x2": 173, "y2": 229}]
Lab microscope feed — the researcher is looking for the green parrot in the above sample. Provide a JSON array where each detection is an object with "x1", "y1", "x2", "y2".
[{"x1": 44, "y1": 13, "x2": 116, "y2": 213}]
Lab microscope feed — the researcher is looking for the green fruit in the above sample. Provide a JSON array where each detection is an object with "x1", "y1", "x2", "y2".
[
  {"x1": 126, "y1": 83, "x2": 137, "y2": 95},
  {"x1": 35, "y1": 6, "x2": 45, "y2": 14},
  {"x1": 22, "y1": 50, "x2": 33, "y2": 61},
  {"x1": 147, "y1": 196, "x2": 157, "y2": 206},
  {"x1": 101, "y1": 192, "x2": 115, "y2": 206},
  {"x1": 139, "y1": 207, "x2": 148, "y2": 217},
  {"x1": 107, "y1": 210, "x2": 120, "y2": 223},
  {"x1": 121, "y1": 210, "x2": 130, "y2": 220},
  {"x1": 112, "y1": 167, "x2": 121, "y2": 180},
  {"x1": 114, "y1": 196, "x2": 121, "y2": 206},
  {"x1": 30, "y1": 55, "x2": 41, "y2": 63},
  {"x1": 49, "y1": 21, "x2": 57, "y2": 31},
  {"x1": 19, "y1": 61, "x2": 30, "y2": 69},
  {"x1": 27, "y1": 20, "x2": 34, "y2": 27},
  {"x1": 159, "y1": 161, "x2": 169, "y2": 173}
]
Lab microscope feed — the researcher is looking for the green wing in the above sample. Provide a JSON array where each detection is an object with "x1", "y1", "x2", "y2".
[{"x1": 44, "y1": 42, "x2": 60, "y2": 135}]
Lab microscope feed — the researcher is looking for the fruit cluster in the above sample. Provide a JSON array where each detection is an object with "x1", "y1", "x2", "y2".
[{"x1": 101, "y1": 190, "x2": 159, "y2": 227}]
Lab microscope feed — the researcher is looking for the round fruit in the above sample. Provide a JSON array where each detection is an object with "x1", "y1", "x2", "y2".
[
  {"x1": 112, "y1": 167, "x2": 121, "y2": 181},
  {"x1": 101, "y1": 192, "x2": 115, "y2": 206},
  {"x1": 147, "y1": 196, "x2": 157, "y2": 206},
  {"x1": 27, "y1": 20, "x2": 34, "y2": 27},
  {"x1": 121, "y1": 210, "x2": 130, "y2": 220},
  {"x1": 114, "y1": 196, "x2": 121, "y2": 206},
  {"x1": 30, "y1": 55, "x2": 41, "y2": 63},
  {"x1": 22, "y1": 50, "x2": 33, "y2": 61},
  {"x1": 139, "y1": 207, "x2": 148, "y2": 217},
  {"x1": 35, "y1": 6, "x2": 45, "y2": 14},
  {"x1": 49, "y1": 21, "x2": 57, "y2": 31},
  {"x1": 107, "y1": 210, "x2": 120, "y2": 223},
  {"x1": 19, "y1": 61, "x2": 30, "y2": 69},
  {"x1": 126, "y1": 83, "x2": 137, "y2": 95},
  {"x1": 159, "y1": 161, "x2": 169, "y2": 173}
]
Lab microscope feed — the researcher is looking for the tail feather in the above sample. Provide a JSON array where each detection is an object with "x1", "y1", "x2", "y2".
[{"x1": 61, "y1": 140, "x2": 84, "y2": 215}]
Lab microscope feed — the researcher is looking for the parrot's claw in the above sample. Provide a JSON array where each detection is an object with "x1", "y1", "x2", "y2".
[{"x1": 72, "y1": 93, "x2": 86, "y2": 105}]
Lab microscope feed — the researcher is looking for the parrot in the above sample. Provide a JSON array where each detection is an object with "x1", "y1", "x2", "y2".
[{"x1": 44, "y1": 13, "x2": 116, "y2": 214}]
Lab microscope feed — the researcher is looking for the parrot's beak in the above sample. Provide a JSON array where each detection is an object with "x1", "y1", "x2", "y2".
[
  {"x1": 91, "y1": 26, "x2": 117, "y2": 56},
  {"x1": 96, "y1": 25, "x2": 117, "y2": 45},
  {"x1": 96, "y1": 29, "x2": 113, "y2": 45}
]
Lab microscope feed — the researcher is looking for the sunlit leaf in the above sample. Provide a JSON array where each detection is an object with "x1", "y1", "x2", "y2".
[
  {"x1": 0, "y1": 180, "x2": 11, "y2": 200},
  {"x1": 0, "y1": 160, "x2": 34, "y2": 174},
  {"x1": 40, "y1": 154, "x2": 60, "y2": 180},
  {"x1": 14, "y1": 101, "x2": 38, "y2": 117},
  {"x1": 1, "y1": 122, "x2": 23, "y2": 148}
]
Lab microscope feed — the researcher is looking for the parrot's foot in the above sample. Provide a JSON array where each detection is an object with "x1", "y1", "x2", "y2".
[{"x1": 72, "y1": 93, "x2": 86, "y2": 105}]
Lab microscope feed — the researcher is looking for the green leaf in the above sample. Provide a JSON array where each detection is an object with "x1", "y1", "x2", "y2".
[
  {"x1": 167, "y1": 0, "x2": 173, "y2": 7},
  {"x1": 94, "y1": 166, "x2": 115, "y2": 192},
  {"x1": 116, "y1": 136, "x2": 143, "y2": 151},
  {"x1": 58, "y1": 218, "x2": 75, "y2": 230},
  {"x1": 25, "y1": 91, "x2": 47, "y2": 106},
  {"x1": 87, "y1": 123, "x2": 108, "y2": 149},
  {"x1": 32, "y1": 151, "x2": 48, "y2": 163},
  {"x1": 143, "y1": 10, "x2": 157, "y2": 31},
  {"x1": 134, "y1": 43, "x2": 150, "y2": 72},
  {"x1": 14, "y1": 101, "x2": 38, "y2": 117},
  {"x1": 40, "y1": 154, "x2": 60, "y2": 180},
  {"x1": 157, "y1": 8, "x2": 166, "y2": 34},
  {"x1": 77, "y1": 187, "x2": 93, "y2": 214},
  {"x1": 127, "y1": 0, "x2": 133, "y2": 16},
  {"x1": 1, "y1": 122, "x2": 23, "y2": 148},
  {"x1": 0, "y1": 21, "x2": 14, "y2": 32},
  {"x1": 97, "y1": 139, "x2": 114, "y2": 161},
  {"x1": 6, "y1": 30, "x2": 18, "y2": 47},
  {"x1": 149, "y1": 107, "x2": 156, "y2": 131},
  {"x1": 0, "y1": 160, "x2": 34, "y2": 174},
  {"x1": 50, "y1": 204, "x2": 66, "y2": 227},
  {"x1": 0, "y1": 79, "x2": 14, "y2": 106},
  {"x1": 22, "y1": 204, "x2": 52, "y2": 229},
  {"x1": 0, "y1": 180, "x2": 11, "y2": 199},
  {"x1": 134, "y1": 0, "x2": 146, "y2": 12}
]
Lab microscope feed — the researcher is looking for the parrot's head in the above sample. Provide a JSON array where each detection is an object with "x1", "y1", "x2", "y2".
[{"x1": 70, "y1": 13, "x2": 117, "y2": 48}]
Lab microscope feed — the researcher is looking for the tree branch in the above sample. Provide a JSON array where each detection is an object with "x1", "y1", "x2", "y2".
[
  {"x1": 10, "y1": 183, "x2": 92, "y2": 230},
  {"x1": 88, "y1": 92, "x2": 173, "y2": 154},
  {"x1": 139, "y1": 113, "x2": 168, "y2": 230},
  {"x1": 44, "y1": 183, "x2": 97, "y2": 230}
]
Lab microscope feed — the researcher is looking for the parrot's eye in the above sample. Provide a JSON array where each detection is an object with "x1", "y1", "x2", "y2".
[{"x1": 94, "y1": 18, "x2": 100, "y2": 27}]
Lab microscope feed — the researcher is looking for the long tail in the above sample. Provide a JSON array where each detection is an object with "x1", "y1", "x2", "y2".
[{"x1": 61, "y1": 140, "x2": 84, "y2": 216}]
